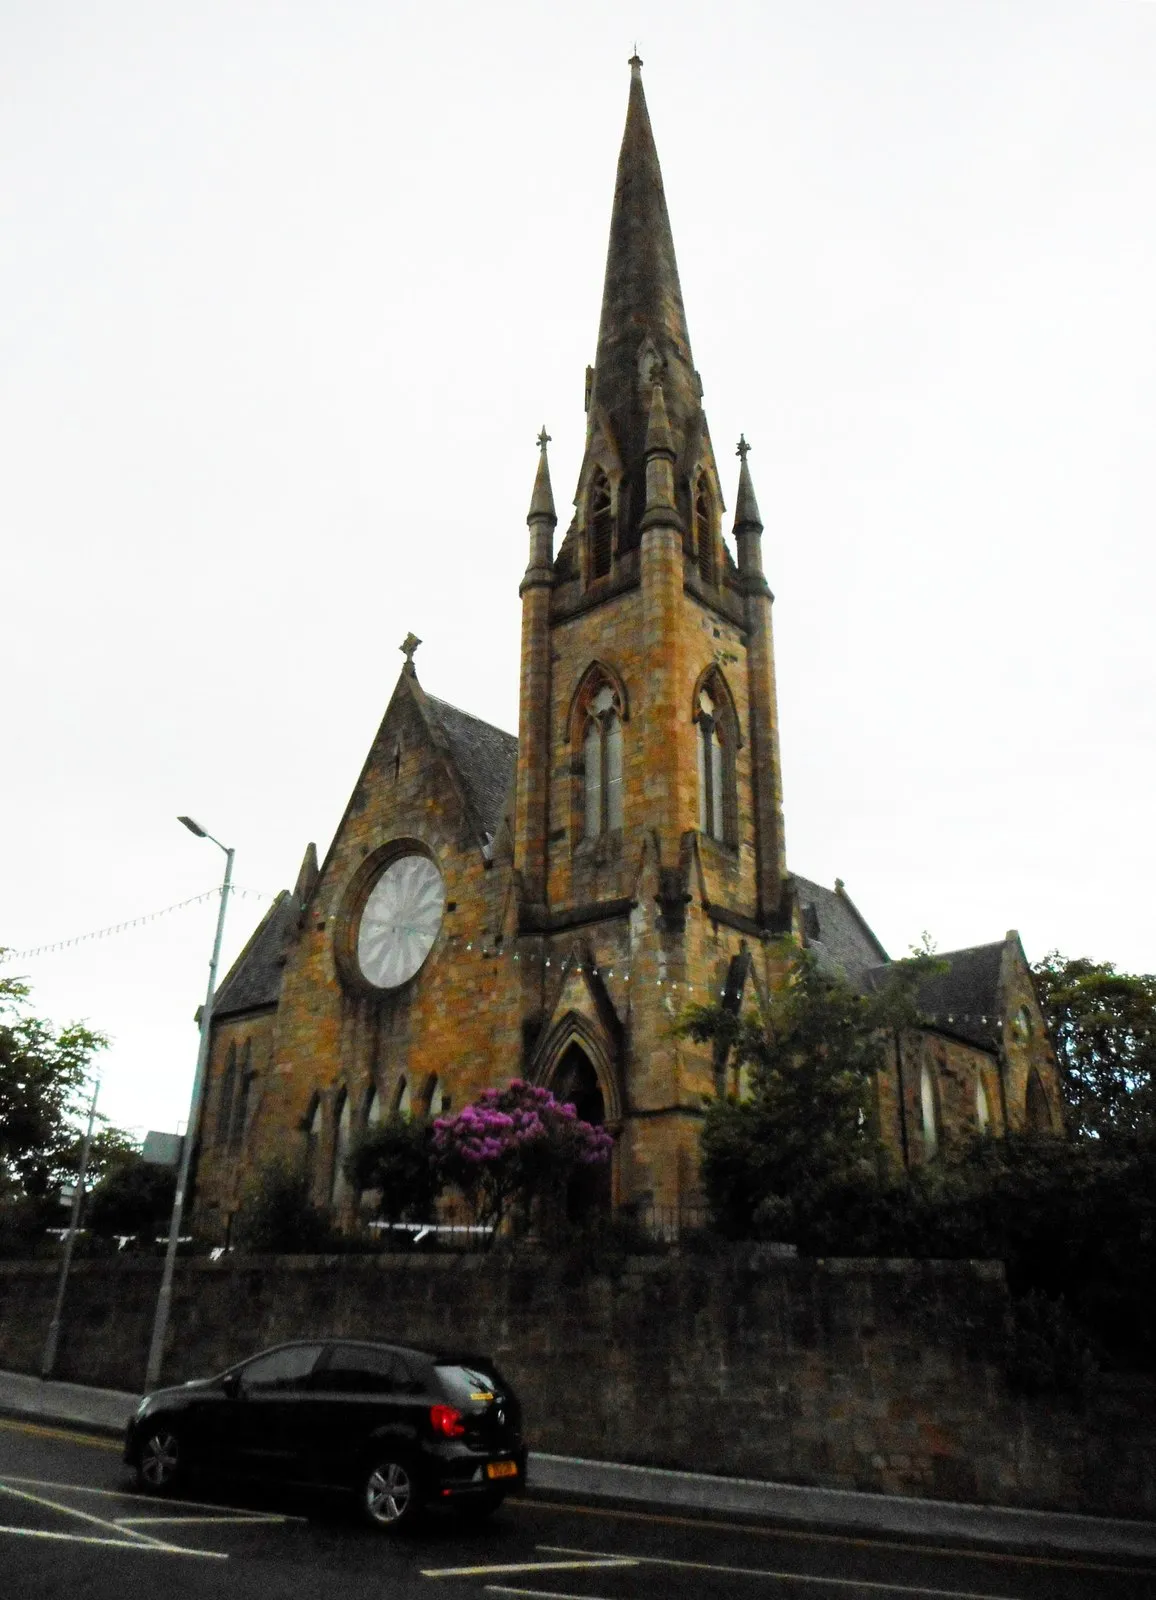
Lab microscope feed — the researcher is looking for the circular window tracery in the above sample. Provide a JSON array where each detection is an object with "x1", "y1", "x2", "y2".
[{"x1": 356, "y1": 854, "x2": 446, "y2": 990}]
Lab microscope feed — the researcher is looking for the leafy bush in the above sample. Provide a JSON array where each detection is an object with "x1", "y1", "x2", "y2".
[
  {"x1": 344, "y1": 1116, "x2": 444, "y2": 1236},
  {"x1": 232, "y1": 1158, "x2": 333, "y2": 1254},
  {"x1": 433, "y1": 1079, "x2": 614, "y2": 1242}
]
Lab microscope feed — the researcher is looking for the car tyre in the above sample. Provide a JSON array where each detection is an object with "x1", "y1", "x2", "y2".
[
  {"x1": 134, "y1": 1423, "x2": 184, "y2": 1494},
  {"x1": 361, "y1": 1454, "x2": 421, "y2": 1532}
]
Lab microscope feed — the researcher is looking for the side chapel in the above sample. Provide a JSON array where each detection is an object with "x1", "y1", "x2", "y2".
[{"x1": 192, "y1": 60, "x2": 1062, "y2": 1239}]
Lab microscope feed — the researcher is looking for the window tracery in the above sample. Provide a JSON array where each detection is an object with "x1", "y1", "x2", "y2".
[
  {"x1": 582, "y1": 682, "x2": 625, "y2": 838},
  {"x1": 588, "y1": 469, "x2": 613, "y2": 581},
  {"x1": 695, "y1": 678, "x2": 737, "y2": 845},
  {"x1": 694, "y1": 475, "x2": 716, "y2": 586}
]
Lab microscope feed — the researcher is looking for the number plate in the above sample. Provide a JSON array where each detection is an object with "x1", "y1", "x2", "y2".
[{"x1": 485, "y1": 1460, "x2": 518, "y2": 1480}]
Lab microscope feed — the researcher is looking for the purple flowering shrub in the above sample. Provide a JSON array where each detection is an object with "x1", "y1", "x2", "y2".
[{"x1": 433, "y1": 1079, "x2": 614, "y2": 1240}]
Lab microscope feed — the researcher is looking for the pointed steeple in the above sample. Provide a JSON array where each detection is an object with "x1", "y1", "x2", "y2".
[
  {"x1": 733, "y1": 435, "x2": 763, "y2": 534},
  {"x1": 581, "y1": 56, "x2": 701, "y2": 546},
  {"x1": 527, "y1": 426, "x2": 557, "y2": 525}
]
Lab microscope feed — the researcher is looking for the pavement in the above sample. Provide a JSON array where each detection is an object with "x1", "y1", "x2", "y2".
[{"x1": 2, "y1": 1367, "x2": 1155, "y2": 1563}]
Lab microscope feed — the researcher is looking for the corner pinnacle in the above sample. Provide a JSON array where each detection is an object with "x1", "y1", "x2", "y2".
[
  {"x1": 733, "y1": 434, "x2": 763, "y2": 533},
  {"x1": 528, "y1": 426, "x2": 557, "y2": 524}
]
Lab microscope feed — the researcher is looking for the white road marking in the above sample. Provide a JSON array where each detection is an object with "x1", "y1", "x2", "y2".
[
  {"x1": 0, "y1": 1479, "x2": 224, "y2": 1560},
  {"x1": 0, "y1": 1522, "x2": 225, "y2": 1557},
  {"x1": 422, "y1": 1558, "x2": 638, "y2": 1578},
  {"x1": 116, "y1": 1513, "x2": 293, "y2": 1526},
  {"x1": 0, "y1": 1479, "x2": 173, "y2": 1549},
  {"x1": 539, "y1": 1544, "x2": 1022, "y2": 1600},
  {"x1": 486, "y1": 1589, "x2": 620, "y2": 1600},
  {"x1": 0, "y1": 1472, "x2": 308, "y2": 1520}
]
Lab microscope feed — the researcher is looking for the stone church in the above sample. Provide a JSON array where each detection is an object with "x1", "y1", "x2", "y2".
[{"x1": 192, "y1": 60, "x2": 1061, "y2": 1240}]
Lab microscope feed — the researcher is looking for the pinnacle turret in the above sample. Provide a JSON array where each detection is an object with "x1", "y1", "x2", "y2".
[
  {"x1": 733, "y1": 435, "x2": 763, "y2": 533},
  {"x1": 528, "y1": 426, "x2": 557, "y2": 524}
]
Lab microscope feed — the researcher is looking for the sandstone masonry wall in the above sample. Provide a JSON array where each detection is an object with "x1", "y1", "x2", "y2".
[{"x1": 0, "y1": 1251, "x2": 1151, "y2": 1520}]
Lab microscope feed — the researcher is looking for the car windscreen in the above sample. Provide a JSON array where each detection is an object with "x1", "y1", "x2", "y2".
[{"x1": 434, "y1": 1362, "x2": 506, "y2": 1406}]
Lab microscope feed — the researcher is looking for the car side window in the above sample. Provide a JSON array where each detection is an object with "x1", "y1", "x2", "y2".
[
  {"x1": 319, "y1": 1345, "x2": 404, "y2": 1395},
  {"x1": 239, "y1": 1344, "x2": 324, "y2": 1394}
]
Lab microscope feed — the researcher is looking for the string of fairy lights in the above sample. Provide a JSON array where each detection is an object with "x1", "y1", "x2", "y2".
[
  {"x1": 6, "y1": 892, "x2": 1008, "y2": 1029},
  {"x1": 4, "y1": 886, "x2": 274, "y2": 961}
]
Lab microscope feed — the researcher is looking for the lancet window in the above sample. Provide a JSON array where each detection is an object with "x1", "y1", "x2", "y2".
[
  {"x1": 217, "y1": 1044, "x2": 237, "y2": 1144},
  {"x1": 920, "y1": 1062, "x2": 940, "y2": 1158},
  {"x1": 694, "y1": 475, "x2": 716, "y2": 586},
  {"x1": 695, "y1": 679, "x2": 737, "y2": 845},
  {"x1": 331, "y1": 1088, "x2": 352, "y2": 1206},
  {"x1": 583, "y1": 683, "x2": 625, "y2": 838},
  {"x1": 230, "y1": 1040, "x2": 253, "y2": 1149},
  {"x1": 588, "y1": 470, "x2": 614, "y2": 581}
]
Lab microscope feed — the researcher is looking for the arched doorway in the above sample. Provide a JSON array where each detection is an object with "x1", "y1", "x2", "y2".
[
  {"x1": 1025, "y1": 1070, "x2": 1051, "y2": 1133},
  {"x1": 550, "y1": 1043, "x2": 611, "y2": 1221}
]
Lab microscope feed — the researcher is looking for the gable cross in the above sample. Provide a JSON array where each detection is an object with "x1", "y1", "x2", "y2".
[{"x1": 399, "y1": 631, "x2": 422, "y2": 673}]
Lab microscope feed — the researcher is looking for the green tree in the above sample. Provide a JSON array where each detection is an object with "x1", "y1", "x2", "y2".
[
  {"x1": 86, "y1": 1155, "x2": 177, "y2": 1242},
  {"x1": 344, "y1": 1115, "x2": 445, "y2": 1234},
  {"x1": 1032, "y1": 953, "x2": 1156, "y2": 1140},
  {"x1": 0, "y1": 965, "x2": 109, "y2": 1204},
  {"x1": 232, "y1": 1156, "x2": 332, "y2": 1254},
  {"x1": 680, "y1": 950, "x2": 935, "y2": 1239}
]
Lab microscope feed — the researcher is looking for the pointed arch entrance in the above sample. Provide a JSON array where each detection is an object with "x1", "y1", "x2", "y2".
[{"x1": 549, "y1": 1042, "x2": 613, "y2": 1221}]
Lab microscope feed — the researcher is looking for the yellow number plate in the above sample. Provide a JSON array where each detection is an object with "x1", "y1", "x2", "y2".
[{"x1": 485, "y1": 1460, "x2": 518, "y2": 1480}]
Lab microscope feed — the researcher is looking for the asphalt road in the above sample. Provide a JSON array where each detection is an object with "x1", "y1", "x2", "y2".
[{"x1": 0, "y1": 1415, "x2": 1153, "y2": 1600}]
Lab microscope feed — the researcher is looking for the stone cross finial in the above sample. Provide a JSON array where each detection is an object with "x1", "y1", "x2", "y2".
[
  {"x1": 537, "y1": 426, "x2": 551, "y2": 454},
  {"x1": 736, "y1": 434, "x2": 751, "y2": 461},
  {"x1": 399, "y1": 632, "x2": 422, "y2": 672}
]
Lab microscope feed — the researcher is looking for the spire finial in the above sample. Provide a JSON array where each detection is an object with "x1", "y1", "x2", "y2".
[
  {"x1": 399, "y1": 631, "x2": 422, "y2": 673},
  {"x1": 528, "y1": 426, "x2": 557, "y2": 524},
  {"x1": 733, "y1": 433, "x2": 763, "y2": 535},
  {"x1": 629, "y1": 45, "x2": 643, "y2": 75}
]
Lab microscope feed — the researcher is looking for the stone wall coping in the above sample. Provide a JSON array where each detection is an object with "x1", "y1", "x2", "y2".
[{"x1": 0, "y1": 1250, "x2": 1011, "y2": 1281}]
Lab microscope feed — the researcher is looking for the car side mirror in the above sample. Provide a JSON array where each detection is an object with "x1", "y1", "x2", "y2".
[{"x1": 222, "y1": 1372, "x2": 241, "y2": 1399}]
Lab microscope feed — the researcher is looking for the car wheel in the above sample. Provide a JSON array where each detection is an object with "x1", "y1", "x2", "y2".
[
  {"x1": 361, "y1": 1455, "x2": 421, "y2": 1532},
  {"x1": 135, "y1": 1424, "x2": 184, "y2": 1494}
]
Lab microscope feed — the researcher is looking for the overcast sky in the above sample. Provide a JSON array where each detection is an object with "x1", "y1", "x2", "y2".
[{"x1": 3, "y1": 0, "x2": 1154, "y2": 1142}]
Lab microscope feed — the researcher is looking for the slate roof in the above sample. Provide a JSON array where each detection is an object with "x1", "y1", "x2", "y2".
[
  {"x1": 791, "y1": 874, "x2": 890, "y2": 981},
  {"x1": 212, "y1": 890, "x2": 295, "y2": 1020},
  {"x1": 425, "y1": 695, "x2": 518, "y2": 839},
  {"x1": 864, "y1": 941, "x2": 1005, "y2": 1051}
]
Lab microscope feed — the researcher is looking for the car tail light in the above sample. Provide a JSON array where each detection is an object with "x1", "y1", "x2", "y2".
[{"x1": 429, "y1": 1404, "x2": 466, "y2": 1438}]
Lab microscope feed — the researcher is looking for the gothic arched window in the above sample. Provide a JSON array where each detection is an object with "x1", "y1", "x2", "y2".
[
  {"x1": 230, "y1": 1040, "x2": 253, "y2": 1150},
  {"x1": 365, "y1": 1083, "x2": 383, "y2": 1129},
  {"x1": 694, "y1": 475, "x2": 716, "y2": 586},
  {"x1": 582, "y1": 682, "x2": 625, "y2": 838},
  {"x1": 588, "y1": 470, "x2": 613, "y2": 581},
  {"x1": 695, "y1": 680, "x2": 737, "y2": 845},
  {"x1": 1025, "y1": 1070, "x2": 1051, "y2": 1133},
  {"x1": 976, "y1": 1073, "x2": 992, "y2": 1134},
  {"x1": 395, "y1": 1076, "x2": 413, "y2": 1121},
  {"x1": 217, "y1": 1043, "x2": 237, "y2": 1145},
  {"x1": 331, "y1": 1088, "x2": 352, "y2": 1207},
  {"x1": 920, "y1": 1062, "x2": 939, "y2": 1158},
  {"x1": 303, "y1": 1094, "x2": 323, "y2": 1192}
]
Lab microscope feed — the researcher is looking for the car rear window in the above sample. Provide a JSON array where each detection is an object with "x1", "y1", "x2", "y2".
[{"x1": 434, "y1": 1362, "x2": 504, "y2": 1406}]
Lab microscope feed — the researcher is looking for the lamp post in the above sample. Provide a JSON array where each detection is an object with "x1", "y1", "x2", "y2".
[
  {"x1": 40, "y1": 1072, "x2": 101, "y2": 1379},
  {"x1": 144, "y1": 816, "x2": 234, "y2": 1391}
]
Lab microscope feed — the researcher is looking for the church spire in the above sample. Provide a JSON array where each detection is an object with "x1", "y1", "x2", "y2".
[{"x1": 583, "y1": 55, "x2": 700, "y2": 544}]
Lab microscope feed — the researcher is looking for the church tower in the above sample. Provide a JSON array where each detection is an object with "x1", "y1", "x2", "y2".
[{"x1": 513, "y1": 56, "x2": 791, "y2": 1212}]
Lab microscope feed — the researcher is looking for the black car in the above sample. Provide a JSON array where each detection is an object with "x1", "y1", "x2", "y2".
[{"x1": 124, "y1": 1339, "x2": 527, "y2": 1529}]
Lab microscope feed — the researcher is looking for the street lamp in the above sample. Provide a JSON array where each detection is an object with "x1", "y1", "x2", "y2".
[{"x1": 144, "y1": 816, "x2": 235, "y2": 1391}]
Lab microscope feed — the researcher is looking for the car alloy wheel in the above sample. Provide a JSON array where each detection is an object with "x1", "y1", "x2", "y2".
[
  {"x1": 136, "y1": 1426, "x2": 182, "y2": 1493},
  {"x1": 362, "y1": 1457, "x2": 418, "y2": 1530}
]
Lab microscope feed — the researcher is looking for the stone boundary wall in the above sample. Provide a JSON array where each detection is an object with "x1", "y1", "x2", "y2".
[{"x1": 0, "y1": 1250, "x2": 1151, "y2": 1519}]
